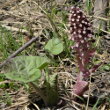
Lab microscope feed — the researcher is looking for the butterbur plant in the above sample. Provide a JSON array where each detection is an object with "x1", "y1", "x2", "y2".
[
  {"x1": 69, "y1": 6, "x2": 96, "y2": 96},
  {"x1": 4, "y1": 56, "x2": 59, "y2": 106}
]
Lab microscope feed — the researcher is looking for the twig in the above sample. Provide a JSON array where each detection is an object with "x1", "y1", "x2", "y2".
[
  {"x1": 0, "y1": 37, "x2": 38, "y2": 69},
  {"x1": 91, "y1": 16, "x2": 109, "y2": 21},
  {"x1": 1, "y1": 24, "x2": 43, "y2": 37},
  {"x1": 93, "y1": 26, "x2": 110, "y2": 35},
  {"x1": 0, "y1": 80, "x2": 10, "y2": 85},
  {"x1": 31, "y1": 102, "x2": 40, "y2": 110},
  {"x1": 4, "y1": 100, "x2": 28, "y2": 110},
  {"x1": 1, "y1": 24, "x2": 29, "y2": 35}
]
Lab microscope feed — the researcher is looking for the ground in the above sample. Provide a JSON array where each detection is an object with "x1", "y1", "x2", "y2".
[{"x1": 0, "y1": 0, "x2": 110, "y2": 110}]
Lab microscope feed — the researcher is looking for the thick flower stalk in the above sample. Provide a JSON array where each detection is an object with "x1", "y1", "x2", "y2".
[{"x1": 69, "y1": 6, "x2": 95, "y2": 96}]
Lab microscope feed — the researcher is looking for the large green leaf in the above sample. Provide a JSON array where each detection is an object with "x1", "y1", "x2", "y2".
[
  {"x1": 45, "y1": 38, "x2": 63, "y2": 55},
  {"x1": 5, "y1": 56, "x2": 50, "y2": 83},
  {"x1": 5, "y1": 69, "x2": 41, "y2": 83}
]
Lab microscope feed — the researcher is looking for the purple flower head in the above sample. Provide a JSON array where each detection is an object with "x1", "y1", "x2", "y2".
[
  {"x1": 69, "y1": 6, "x2": 95, "y2": 78},
  {"x1": 69, "y1": 6, "x2": 96, "y2": 96}
]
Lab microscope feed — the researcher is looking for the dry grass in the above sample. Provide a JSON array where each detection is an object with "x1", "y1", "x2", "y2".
[{"x1": 0, "y1": 0, "x2": 110, "y2": 110}]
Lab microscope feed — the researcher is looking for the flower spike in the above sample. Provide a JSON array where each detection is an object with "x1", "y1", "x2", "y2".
[{"x1": 69, "y1": 6, "x2": 95, "y2": 96}]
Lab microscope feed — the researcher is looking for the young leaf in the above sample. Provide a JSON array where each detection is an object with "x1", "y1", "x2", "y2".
[
  {"x1": 34, "y1": 56, "x2": 50, "y2": 69},
  {"x1": 4, "y1": 56, "x2": 50, "y2": 83},
  {"x1": 48, "y1": 74, "x2": 57, "y2": 87},
  {"x1": 45, "y1": 38, "x2": 63, "y2": 55},
  {"x1": 5, "y1": 69, "x2": 41, "y2": 83}
]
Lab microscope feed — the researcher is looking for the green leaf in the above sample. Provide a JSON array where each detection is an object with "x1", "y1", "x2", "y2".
[
  {"x1": 5, "y1": 69, "x2": 41, "y2": 83},
  {"x1": 4, "y1": 56, "x2": 50, "y2": 83},
  {"x1": 45, "y1": 38, "x2": 63, "y2": 55},
  {"x1": 103, "y1": 65, "x2": 110, "y2": 71},
  {"x1": 34, "y1": 56, "x2": 50, "y2": 69},
  {"x1": 49, "y1": 74, "x2": 57, "y2": 87},
  {"x1": 85, "y1": 0, "x2": 92, "y2": 14}
]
